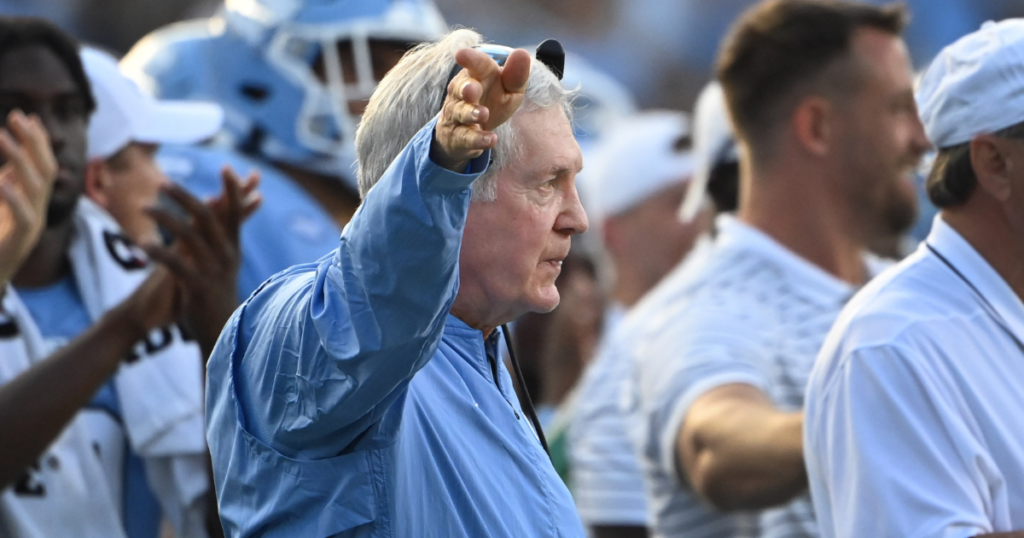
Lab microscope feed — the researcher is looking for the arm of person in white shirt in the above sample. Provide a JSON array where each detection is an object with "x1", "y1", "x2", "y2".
[
  {"x1": 0, "y1": 171, "x2": 257, "y2": 490},
  {"x1": 0, "y1": 269, "x2": 176, "y2": 489},
  {"x1": 677, "y1": 383, "x2": 806, "y2": 511}
]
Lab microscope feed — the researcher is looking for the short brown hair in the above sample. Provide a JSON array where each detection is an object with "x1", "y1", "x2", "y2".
[
  {"x1": 716, "y1": 0, "x2": 907, "y2": 160},
  {"x1": 927, "y1": 120, "x2": 1024, "y2": 208}
]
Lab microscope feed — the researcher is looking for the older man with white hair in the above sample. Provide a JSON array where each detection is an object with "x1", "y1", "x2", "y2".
[
  {"x1": 805, "y1": 18, "x2": 1024, "y2": 538},
  {"x1": 205, "y1": 29, "x2": 588, "y2": 537}
]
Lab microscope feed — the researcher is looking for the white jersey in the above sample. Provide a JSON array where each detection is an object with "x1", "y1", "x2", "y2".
[
  {"x1": 806, "y1": 217, "x2": 1024, "y2": 538},
  {"x1": 571, "y1": 241, "x2": 737, "y2": 534},
  {"x1": 0, "y1": 199, "x2": 209, "y2": 538},
  {"x1": 0, "y1": 305, "x2": 129, "y2": 538},
  {"x1": 626, "y1": 215, "x2": 884, "y2": 538}
]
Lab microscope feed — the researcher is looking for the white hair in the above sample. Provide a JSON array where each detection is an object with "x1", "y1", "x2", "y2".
[{"x1": 355, "y1": 28, "x2": 574, "y2": 201}]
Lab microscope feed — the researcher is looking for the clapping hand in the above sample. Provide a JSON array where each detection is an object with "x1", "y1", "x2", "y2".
[
  {"x1": 128, "y1": 167, "x2": 261, "y2": 355},
  {"x1": 0, "y1": 111, "x2": 57, "y2": 290}
]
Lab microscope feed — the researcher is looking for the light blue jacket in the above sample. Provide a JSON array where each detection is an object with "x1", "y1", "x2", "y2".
[{"x1": 205, "y1": 119, "x2": 585, "y2": 537}]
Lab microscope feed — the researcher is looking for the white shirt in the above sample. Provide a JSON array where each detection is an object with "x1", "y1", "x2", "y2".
[
  {"x1": 627, "y1": 215, "x2": 881, "y2": 538},
  {"x1": 0, "y1": 303, "x2": 128, "y2": 538},
  {"x1": 0, "y1": 200, "x2": 210, "y2": 538},
  {"x1": 570, "y1": 248, "x2": 705, "y2": 528},
  {"x1": 805, "y1": 216, "x2": 1024, "y2": 538}
]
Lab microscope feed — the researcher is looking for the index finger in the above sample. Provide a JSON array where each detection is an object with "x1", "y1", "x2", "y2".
[
  {"x1": 240, "y1": 169, "x2": 261, "y2": 195},
  {"x1": 218, "y1": 166, "x2": 244, "y2": 236},
  {"x1": 0, "y1": 130, "x2": 46, "y2": 207},
  {"x1": 499, "y1": 48, "x2": 531, "y2": 95},
  {"x1": 9, "y1": 113, "x2": 56, "y2": 186},
  {"x1": 454, "y1": 48, "x2": 501, "y2": 86}
]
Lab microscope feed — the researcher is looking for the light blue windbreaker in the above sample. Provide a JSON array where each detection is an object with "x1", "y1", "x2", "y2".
[
  {"x1": 157, "y1": 144, "x2": 341, "y2": 302},
  {"x1": 205, "y1": 119, "x2": 585, "y2": 537}
]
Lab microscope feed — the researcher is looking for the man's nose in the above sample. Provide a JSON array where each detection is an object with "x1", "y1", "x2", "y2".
[{"x1": 557, "y1": 186, "x2": 589, "y2": 236}]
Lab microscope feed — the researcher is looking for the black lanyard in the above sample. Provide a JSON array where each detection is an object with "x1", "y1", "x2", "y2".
[
  {"x1": 925, "y1": 242, "x2": 1016, "y2": 338},
  {"x1": 501, "y1": 323, "x2": 550, "y2": 458}
]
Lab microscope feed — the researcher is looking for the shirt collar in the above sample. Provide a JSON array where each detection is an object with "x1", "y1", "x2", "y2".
[
  {"x1": 926, "y1": 214, "x2": 1024, "y2": 338},
  {"x1": 715, "y1": 214, "x2": 857, "y2": 301},
  {"x1": 444, "y1": 314, "x2": 502, "y2": 377}
]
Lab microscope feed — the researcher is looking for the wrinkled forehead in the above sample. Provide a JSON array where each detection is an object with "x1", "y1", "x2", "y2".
[{"x1": 512, "y1": 107, "x2": 583, "y2": 175}]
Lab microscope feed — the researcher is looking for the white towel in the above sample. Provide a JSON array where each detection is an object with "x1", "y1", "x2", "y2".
[{"x1": 0, "y1": 198, "x2": 209, "y2": 537}]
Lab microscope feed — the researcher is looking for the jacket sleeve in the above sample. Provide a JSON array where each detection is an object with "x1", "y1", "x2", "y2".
[{"x1": 214, "y1": 119, "x2": 489, "y2": 458}]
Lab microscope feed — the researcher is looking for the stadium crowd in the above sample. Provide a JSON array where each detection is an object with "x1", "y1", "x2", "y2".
[{"x1": 0, "y1": 0, "x2": 1021, "y2": 537}]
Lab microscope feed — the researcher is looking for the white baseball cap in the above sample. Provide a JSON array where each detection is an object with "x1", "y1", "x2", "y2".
[
  {"x1": 82, "y1": 47, "x2": 224, "y2": 161},
  {"x1": 581, "y1": 110, "x2": 694, "y2": 226},
  {"x1": 916, "y1": 19, "x2": 1024, "y2": 149},
  {"x1": 678, "y1": 80, "x2": 737, "y2": 222}
]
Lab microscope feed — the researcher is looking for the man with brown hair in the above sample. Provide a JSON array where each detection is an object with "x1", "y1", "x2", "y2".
[{"x1": 625, "y1": 1, "x2": 928, "y2": 536}]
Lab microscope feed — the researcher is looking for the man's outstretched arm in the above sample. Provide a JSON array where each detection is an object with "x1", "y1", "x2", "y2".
[
  {"x1": 223, "y1": 47, "x2": 534, "y2": 456},
  {"x1": 677, "y1": 383, "x2": 806, "y2": 511}
]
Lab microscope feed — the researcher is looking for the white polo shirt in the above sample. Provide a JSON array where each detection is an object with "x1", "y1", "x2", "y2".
[
  {"x1": 570, "y1": 241, "x2": 713, "y2": 529},
  {"x1": 805, "y1": 216, "x2": 1024, "y2": 538},
  {"x1": 570, "y1": 301, "x2": 645, "y2": 527},
  {"x1": 626, "y1": 215, "x2": 882, "y2": 538}
]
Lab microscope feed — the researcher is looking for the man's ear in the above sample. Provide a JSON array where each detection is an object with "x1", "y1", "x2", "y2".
[
  {"x1": 792, "y1": 96, "x2": 833, "y2": 158},
  {"x1": 971, "y1": 135, "x2": 1012, "y2": 203},
  {"x1": 84, "y1": 159, "x2": 113, "y2": 209},
  {"x1": 602, "y1": 217, "x2": 621, "y2": 255}
]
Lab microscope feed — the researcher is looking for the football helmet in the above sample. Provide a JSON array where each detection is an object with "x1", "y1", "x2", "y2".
[{"x1": 122, "y1": 0, "x2": 448, "y2": 189}]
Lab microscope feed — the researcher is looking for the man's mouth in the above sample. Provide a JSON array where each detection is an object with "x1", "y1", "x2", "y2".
[{"x1": 543, "y1": 258, "x2": 565, "y2": 270}]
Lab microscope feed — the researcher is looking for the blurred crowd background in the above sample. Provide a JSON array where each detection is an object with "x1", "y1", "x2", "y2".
[
  {"x1": 2, "y1": 0, "x2": 1023, "y2": 536},
  {"x1": 4, "y1": 0, "x2": 1023, "y2": 111}
]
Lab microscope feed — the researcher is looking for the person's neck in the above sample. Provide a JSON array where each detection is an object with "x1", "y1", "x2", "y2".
[
  {"x1": 450, "y1": 289, "x2": 514, "y2": 339},
  {"x1": 737, "y1": 159, "x2": 869, "y2": 286},
  {"x1": 450, "y1": 309, "x2": 497, "y2": 339},
  {"x1": 11, "y1": 219, "x2": 75, "y2": 289},
  {"x1": 942, "y1": 205, "x2": 1024, "y2": 302},
  {"x1": 274, "y1": 162, "x2": 361, "y2": 228}
]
